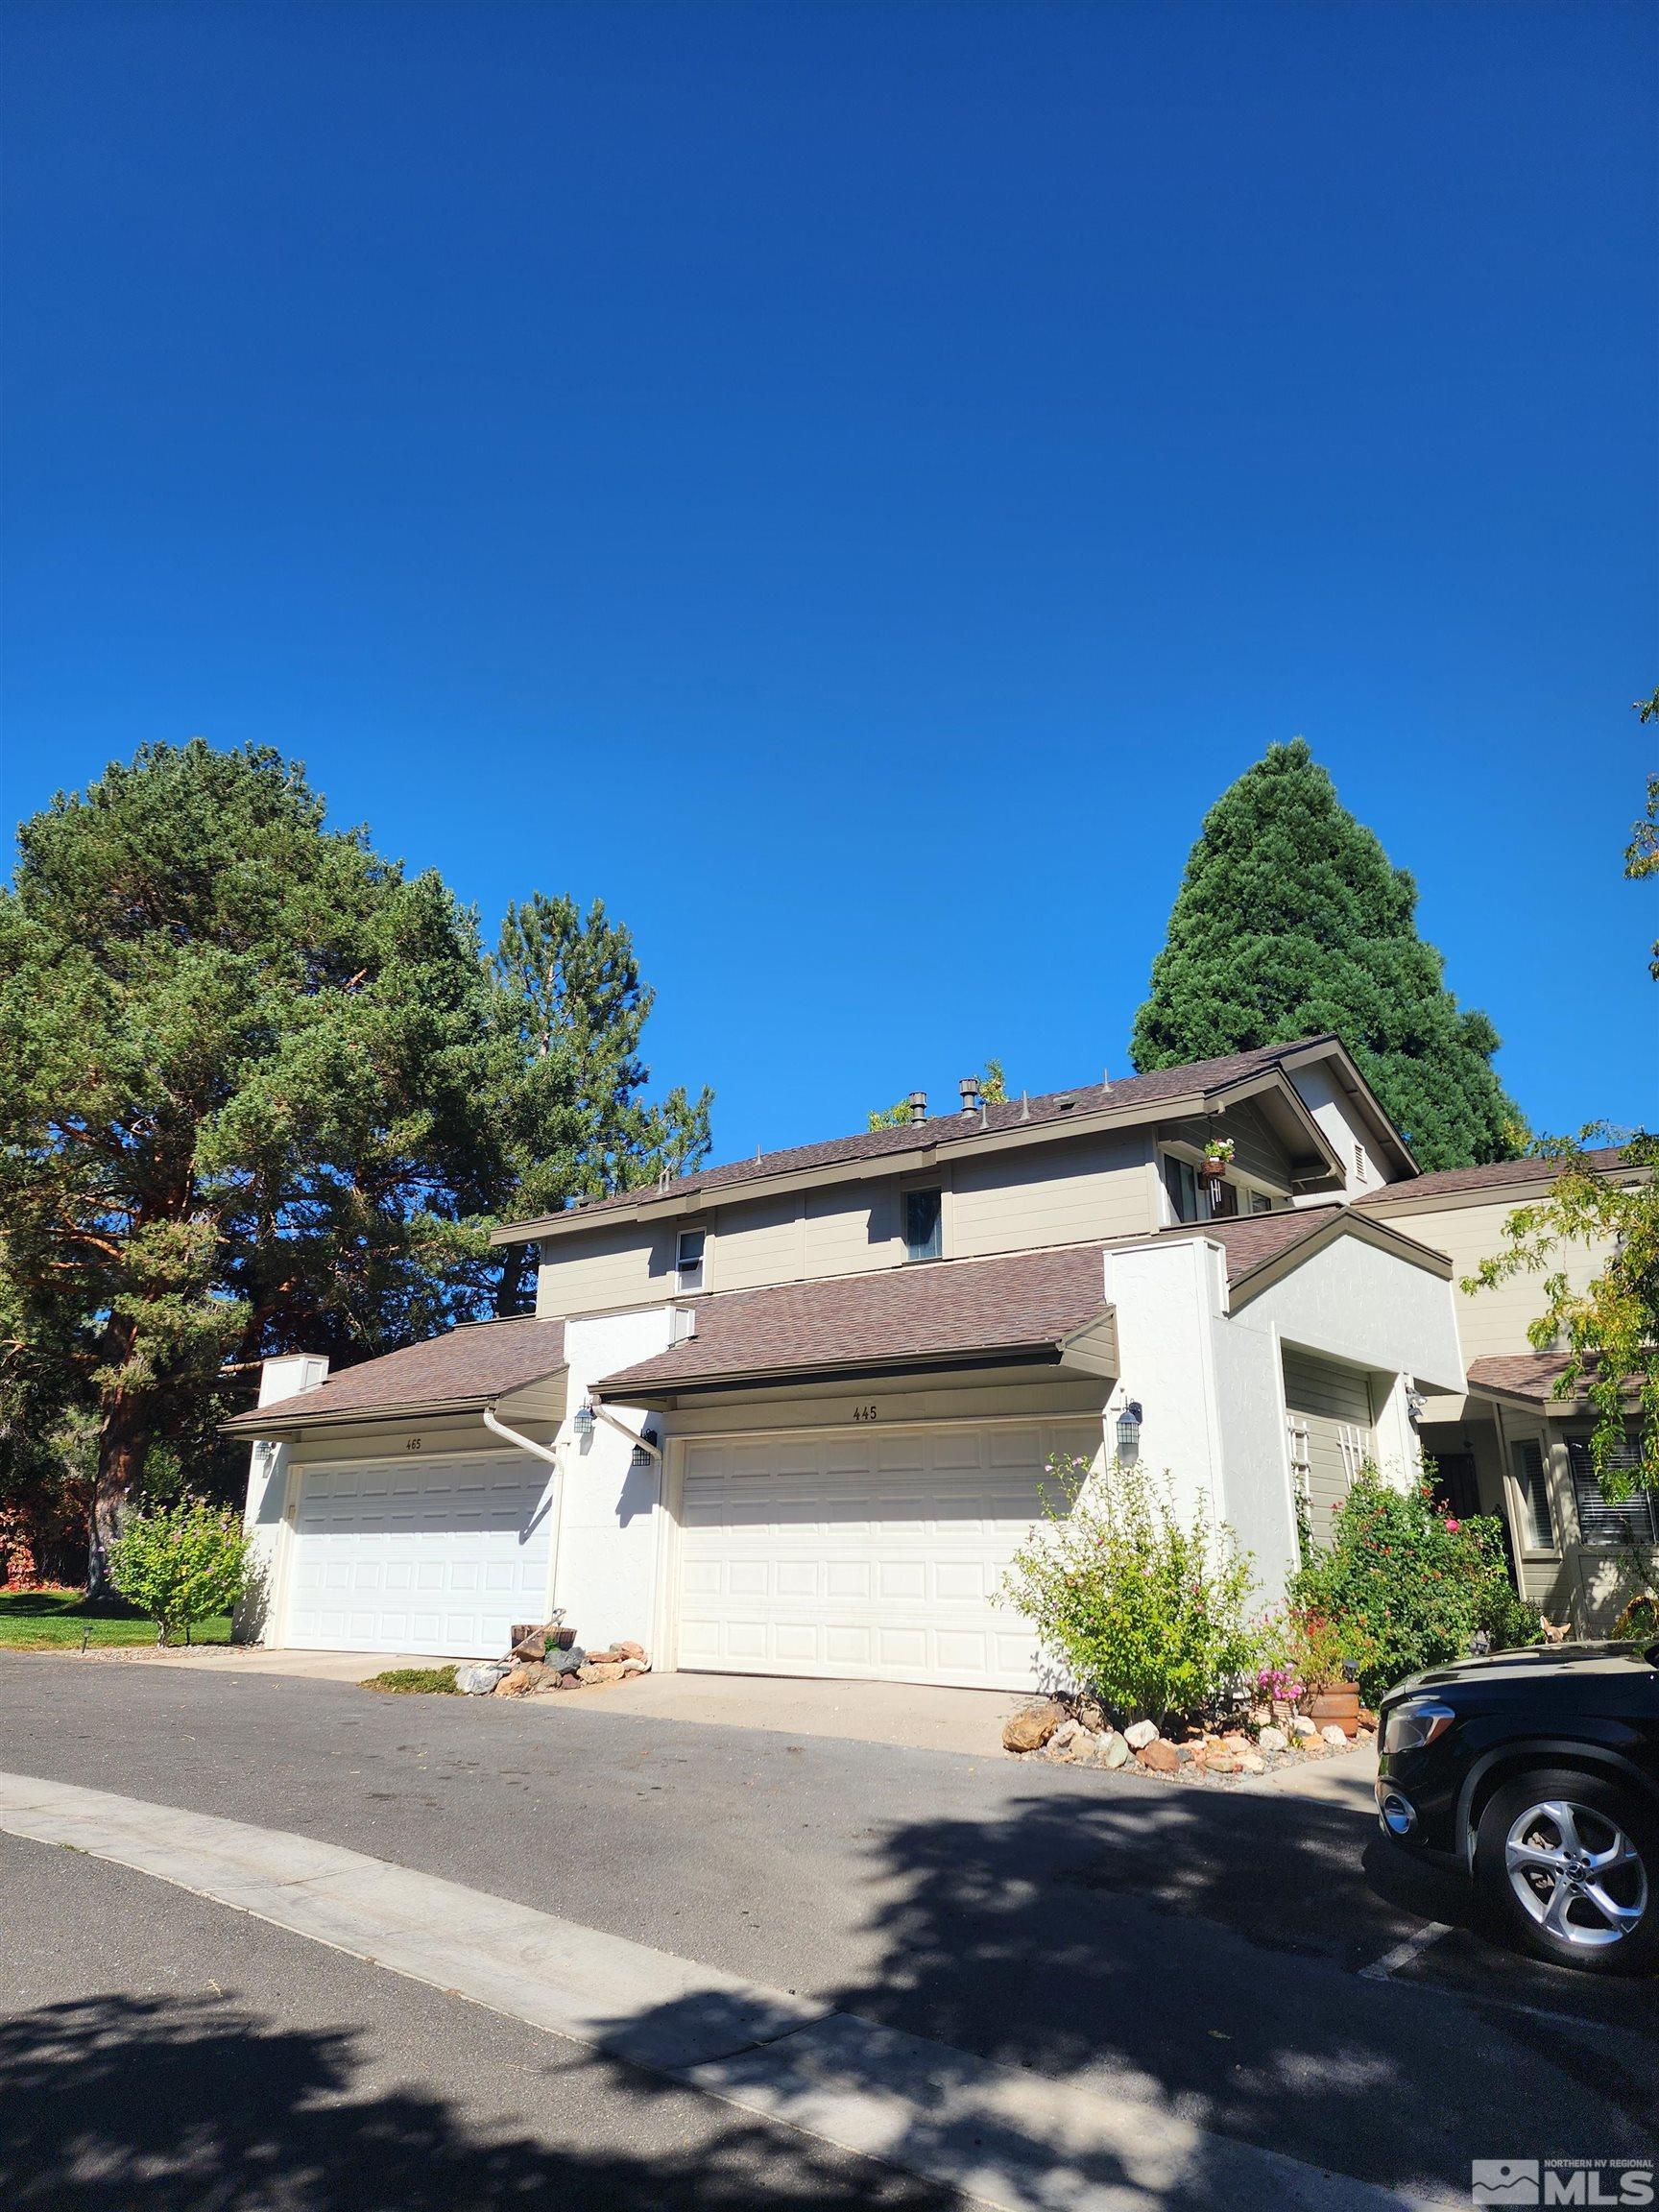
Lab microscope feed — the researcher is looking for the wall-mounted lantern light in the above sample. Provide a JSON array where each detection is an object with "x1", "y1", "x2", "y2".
[
  {"x1": 572, "y1": 1400, "x2": 596, "y2": 1440},
  {"x1": 631, "y1": 1425, "x2": 660, "y2": 1468},
  {"x1": 1115, "y1": 1401, "x2": 1142, "y2": 1464}
]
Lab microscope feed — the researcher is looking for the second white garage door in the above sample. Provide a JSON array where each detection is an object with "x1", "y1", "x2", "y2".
[
  {"x1": 284, "y1": 1452, "x2": 555, "y2": 1657},
  {"x1": 674, "y1": 1417, "x2": 1100, "y2": 1690}
]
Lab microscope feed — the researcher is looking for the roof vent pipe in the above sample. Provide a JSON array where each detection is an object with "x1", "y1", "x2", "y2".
[
  {"x1": 959, "y1": 1077, "x2": 980, "y2": 1118},
  {"x1": 907, "y1": 1091, "x2": 928, "y2": 1125}
]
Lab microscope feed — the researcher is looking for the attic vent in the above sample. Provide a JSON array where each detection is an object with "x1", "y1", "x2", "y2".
[
  {"x1": 1055, "y1": 1097, "x2": 1076, "y2": 1113},
  {"x1": 671, "y1": 1306, "x2": 696, "y2": 1345}
]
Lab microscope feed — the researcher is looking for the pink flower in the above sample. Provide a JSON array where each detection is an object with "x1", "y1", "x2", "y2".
[{"x1": 1444, "y1": 1516, "x2": 1460, "y2": 1532}]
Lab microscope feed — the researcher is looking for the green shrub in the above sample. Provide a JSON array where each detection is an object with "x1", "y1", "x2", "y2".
[
  {"x1": 363, "y1": 1666, "x2": 460, "y2": 1695},
  {"x1": 1001, "y1": 1455, "x2": 1258, "y2": 1725},
  {"x1": 107, "y1": 1500, "x2": 252, "y2": 1647},
  {"x1": 1291, "y1": 1471, "x2": 1540, "y2": 1703}
]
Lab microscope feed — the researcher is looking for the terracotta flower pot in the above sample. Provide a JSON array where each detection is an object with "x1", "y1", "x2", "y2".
[{"x1": 1305, "y1": 1684, "x2": 1360, "y2": 1739}]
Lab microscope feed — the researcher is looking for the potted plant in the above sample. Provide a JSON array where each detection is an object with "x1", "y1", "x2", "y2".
[
  {"x1": 1200, "y1": 1137, "x2": 1236, "y2": 1185},
  {"x1": 1292, "y1": 1610, "x2": 1372, "y2": 1738}
]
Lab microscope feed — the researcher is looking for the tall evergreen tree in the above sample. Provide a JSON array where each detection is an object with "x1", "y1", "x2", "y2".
[
  {"x1": 1130, "y1": 740, "x2": 1526, "y2": 1169},
  {"x1": 487, "y1": 895, "x2": 712, "y2": 1313}
]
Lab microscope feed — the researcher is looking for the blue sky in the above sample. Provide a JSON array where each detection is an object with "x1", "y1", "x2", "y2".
[{"x1": 3, "y1": 1, "x2": 1654, "y2": 1161}]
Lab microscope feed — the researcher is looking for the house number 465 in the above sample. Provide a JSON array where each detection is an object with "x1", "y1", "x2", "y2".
[{"x1": 852, "y1": 1404, "x2": 878, "y2": 1423}]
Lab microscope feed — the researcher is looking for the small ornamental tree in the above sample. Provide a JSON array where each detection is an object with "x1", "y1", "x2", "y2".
[
  {"x1": 1000, "y1": 1455, "x2": 1258, "y2": 1725},
  {"x1": 106, "y1": 1499, "x2": 252, "y2": 1646},
  {"x1": 1291, "y1": 1471, "x2": 1539, "y2": 1703}
]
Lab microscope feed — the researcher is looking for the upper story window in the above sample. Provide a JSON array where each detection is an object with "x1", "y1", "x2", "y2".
[
  {"x1": 1163, "y1": 1154, "x2": 1202, "y2": 1224},
  {"x1": 902, "y1": 1188, "x2": 943, "y2": 1262},
  {"x1": 675, "y1": 1226, "x2": 706, "y2": 1292},
  {"x1": 1249, "y1": 1189, "x2": 1274, "y2": 1215}
]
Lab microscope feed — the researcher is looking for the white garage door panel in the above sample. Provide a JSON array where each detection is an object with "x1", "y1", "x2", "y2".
[
  {"x1": 285, "y1": 1454, "x2": 553, "y2": 1657},
  {"x1": 676, "y1": 1418, "x2": 1098, "y2": 1690}
]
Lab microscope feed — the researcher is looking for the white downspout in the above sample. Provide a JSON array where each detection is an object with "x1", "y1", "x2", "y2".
[{"x1": 483, "y1": 1403, "x2": 567, "y2": 1619}]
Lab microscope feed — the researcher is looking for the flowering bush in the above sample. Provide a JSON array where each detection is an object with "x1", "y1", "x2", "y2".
[
  {"x1": 1290, "y1": 1470, "x2": 1539, "y2": 1703},
  {"x1": 1253, "y1": 1605, "x2": 1377, "y2": 1708},
  {"x1": 1000, "y1": 1455, "x2": 1258, "y2": 1725},
  {"x1": 107, "y1": 1499, "x2": 252, "y2": 1647}
]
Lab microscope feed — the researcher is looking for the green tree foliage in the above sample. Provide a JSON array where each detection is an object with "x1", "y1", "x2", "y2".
[
  {"x1": 1000, "y1": 1455, "x2": 1258, "y2": 1724},
  {"x1": 0, "y1": 740, "x2": 501, "y2": 1583},
  {"x1": 1291, "y1": 1471, "x2": 1539, "y2": 1704},
  {"x1": 1463, "y1": 1131, "x2": 1658, "y2": 1494},
  {"x1": 868, "y1": 1059, "x2": 1008, "y2": 1132},
  {"x1": 1130, "y1": 739, "x2": 1526, "y2": 1170},
  {"x1": 487, "y1": 894, "x2": 712, "y2": 1311},
  {"x1": 107, "y1": 1498, "x2": 251, "y2": 1646},
  {"x1": 1, "y1": 743, "x2": 712, "y2": 1588},
  {"x1": 1627, "y1": 692, "x2": 1657, "y2": 980}
]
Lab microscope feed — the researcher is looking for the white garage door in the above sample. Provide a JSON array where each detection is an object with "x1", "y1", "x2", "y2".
[
  {"x1": 285, "y1": 1453, "x2": 555, "y2": 1657},
  {"x1": 675, "y1": 1418, "x2": 1099, "y2": 1690}
]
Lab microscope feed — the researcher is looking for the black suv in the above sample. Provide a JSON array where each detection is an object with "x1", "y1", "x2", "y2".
[{"x1": 1376, "y1": 1640, "x2": 1659, "y2": 1972}]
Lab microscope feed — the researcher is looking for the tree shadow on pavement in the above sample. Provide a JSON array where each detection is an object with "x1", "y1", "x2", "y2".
[{"x1": 0, "y1": 1992, "x2": 950, "y2": 2212}]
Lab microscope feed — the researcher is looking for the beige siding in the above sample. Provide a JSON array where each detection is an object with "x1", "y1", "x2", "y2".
[
  {"x1": 536, "y1": 1220, "x2": 676, "y2": 1319},
  {"x1": 951, "y1": 1128, "x2": 1155, "y2": 1258},
  {"x1": 714, "y1": 1192, "x2": 804, "y2": 1293},
  {"x1": 1389, "y1": 1199, "x2": 1613, "y2": 1364},
  {"x1": 1283, "y1": 1348, "x2": 1375, "y2": 1550},
  {"x1": 805, "y1": 1184, "x2": 893, "y2": 1277}
]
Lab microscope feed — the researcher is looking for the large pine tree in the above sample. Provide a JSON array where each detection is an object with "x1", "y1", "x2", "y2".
[{"x1": 1130, "y1": 740, "x2": 1525, "y2": 1170}]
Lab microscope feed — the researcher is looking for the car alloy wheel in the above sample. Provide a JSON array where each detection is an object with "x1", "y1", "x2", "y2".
[{"x1": 1503, "y1": 1797, "x2": 1649, "y2": 1954}]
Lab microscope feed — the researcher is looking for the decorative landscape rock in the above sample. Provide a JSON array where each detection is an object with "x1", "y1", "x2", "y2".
[
  {"x1": 1320, "y1": 1723, "x2": 1349, "y2": 1747},
  {"x1": 1138, "y1": 1738, "x2": 1180, "y2": 1774},
  {"x1": 577, "y1": 1660, "x2": 628, "y2": 1685},
  {"x1": 543, "y1": 1645, "x2": 587, "y2": 1675},
  {"x1": 1291, "y1": 1716, "x2": 1318, "y2": 1738},
  {"x1": 1124, "y1": 1719, "x2": 1159, "y2": 1751},
  {"x1": 1094, "y1": 1730, "x2": 1130, "y2": 1769},
  {"x1": 1046, "y1": 1719, "x2": 1083, "y2": 1757},
  {"x1": 1002, "y1": 1699, "x2": 1067, "y2": 1754},
  {"x1": 1256, "y1": 1725, "x2": 1288, "y2": 1753},
  {"x1": 1237, "y1": 1750, "x2": 1265, "y2": 1775},
  {"x1": 455, "y1": 1662, "x2": 511, "y2": 1695},
  {"x1": 493, "y1": 1665, "x2": 541, "y2": 1697}
]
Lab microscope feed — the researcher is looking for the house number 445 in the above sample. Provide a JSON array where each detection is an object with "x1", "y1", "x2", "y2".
[{"x1": 851, "y1": 1404, "x2": 878, "y2": 1423}]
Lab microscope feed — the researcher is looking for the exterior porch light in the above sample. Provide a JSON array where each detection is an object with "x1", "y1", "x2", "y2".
[
  {"x1": 572, "y1": 1399, "x2": 596, "y2": 1440},
  {"x1": 1115, "y1": 1401, "x2": 1142, "y2": 1464}
]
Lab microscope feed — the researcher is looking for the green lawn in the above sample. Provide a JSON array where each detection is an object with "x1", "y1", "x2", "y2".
[{"x1": 0, "y1": 1589, "x2": 233, "y2": 1650}]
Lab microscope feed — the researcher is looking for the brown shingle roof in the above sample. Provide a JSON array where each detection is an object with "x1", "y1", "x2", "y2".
[
  {"x1": 1464, "y1": 1353, "x2": 1577, "y2": 1404},
  {"x1": 591, "y1": 1244, "x2": 1113, "y2": 1399},
  {"x1": 1187, "y1": 1205, "x2": 1344, "y2": 1283},
  {"x1": 221, "y1": 1316, "x2": 566, "y2": 1434},
  {"x1": 1358, "y1": 1148, "x2": 1631, "y2": 1207},
  {"x1": 502, "y1": 1037, "x2": 1339, "y2": 1240}
]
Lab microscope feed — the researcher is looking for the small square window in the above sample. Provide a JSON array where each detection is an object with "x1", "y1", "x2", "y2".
[
  {"x1": 676, "y1": 1227, "x2": 706, "y2": 1287},
  {"x1": 1249, "y1": 1189, "x2": 1273, "y2": 1215},
  {"x1": 902, "y1": 1189, "x2": 943, "y2": 1262}
]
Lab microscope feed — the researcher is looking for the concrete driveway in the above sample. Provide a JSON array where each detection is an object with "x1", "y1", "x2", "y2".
[{"x1": 2, "y1": 1655, "x2": 1652, "y2": 2209}]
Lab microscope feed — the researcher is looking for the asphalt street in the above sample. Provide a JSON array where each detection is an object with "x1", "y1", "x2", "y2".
[{"x1": 2, "y1": 1656, "x2": 1654, "y2": 2205}]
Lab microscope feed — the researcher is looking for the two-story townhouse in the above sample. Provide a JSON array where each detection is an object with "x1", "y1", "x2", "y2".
[
  {"x1": 1359, "y1": 1149, "x2": 1653, "y2": 1634},
  {"x1": 228, "y1": 1032, "x2": 1468, "y2": 1687}
]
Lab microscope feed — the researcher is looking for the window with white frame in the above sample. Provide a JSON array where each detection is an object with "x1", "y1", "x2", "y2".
[
  {"x1": 1568, "y1": 1435, "x2": 1658, "y2": 1545},
  {"x1": 1509, "y1": 1436, "x2": 1555, "y2": 1552},
  {"x1": 675, "y1": 1225, "x2": 706, "y2": 1292}
]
